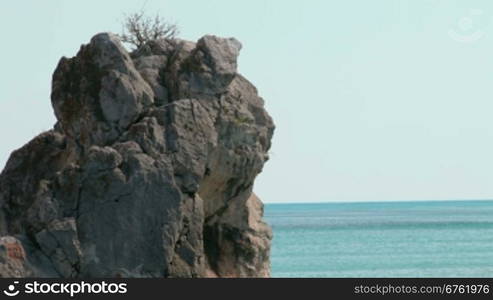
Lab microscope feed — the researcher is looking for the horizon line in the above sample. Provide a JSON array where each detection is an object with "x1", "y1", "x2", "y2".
[{"x1": 263, "y1": 199, "x2": 493, "y2": 205}]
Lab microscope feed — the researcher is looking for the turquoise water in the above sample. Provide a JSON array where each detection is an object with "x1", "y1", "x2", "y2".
[{"x1": 264, "y1": 201, "x2": 493, "y2": 277}]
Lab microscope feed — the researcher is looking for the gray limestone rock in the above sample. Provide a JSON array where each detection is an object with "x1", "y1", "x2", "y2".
[{"x1": 0, "y1": 32, "x2": 274, "y2": 278}]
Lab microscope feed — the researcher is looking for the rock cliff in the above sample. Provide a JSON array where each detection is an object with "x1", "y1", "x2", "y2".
[{"x1": 0, "y1": 33, "x2": 274, "y2": 278}]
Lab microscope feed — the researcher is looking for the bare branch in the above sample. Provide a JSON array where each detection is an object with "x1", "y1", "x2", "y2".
[{"x1": 119, "y1": 11, "x2": 179, "y2": 49}]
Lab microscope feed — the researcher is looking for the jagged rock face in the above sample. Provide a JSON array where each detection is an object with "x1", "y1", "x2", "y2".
[{"x1": 0, "y1": 33, "x2": 274, "y2": 278}]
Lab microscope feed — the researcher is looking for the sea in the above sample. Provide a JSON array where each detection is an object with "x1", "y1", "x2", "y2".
[{"x1": 264, "y1": 200, "x2": 493, "y2": 278}]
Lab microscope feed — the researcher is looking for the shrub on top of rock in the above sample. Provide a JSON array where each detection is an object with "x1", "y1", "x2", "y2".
[{"x1": 119, "y1": 11, "x2": 179, "y2": 49}]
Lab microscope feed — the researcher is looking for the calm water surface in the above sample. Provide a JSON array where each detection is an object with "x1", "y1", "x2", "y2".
[{"x1": 264, "y1": 201, "x2": 493, "y2": 277}]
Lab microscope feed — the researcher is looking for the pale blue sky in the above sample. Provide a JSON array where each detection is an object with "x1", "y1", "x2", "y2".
[{"x1": 2, "y1": 0, "x2": 493, "y2": 203}]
